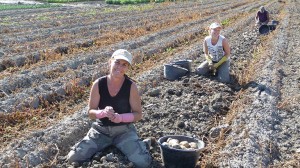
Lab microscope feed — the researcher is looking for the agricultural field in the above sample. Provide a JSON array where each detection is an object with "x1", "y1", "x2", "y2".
[{"x1": 0, "y1": 0, "x2": 299, "y2": 167}]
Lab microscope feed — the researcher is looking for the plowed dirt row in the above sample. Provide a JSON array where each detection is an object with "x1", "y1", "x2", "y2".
[
  {"x1": 0, "y1": 0, "x2": 265, "y2": 114},
  {"x1": 0, "y1": 0, "x2": 299, "y2": 167},
  {"x1": 0, "y1": 0, "x2": 251, "y2": 73}
]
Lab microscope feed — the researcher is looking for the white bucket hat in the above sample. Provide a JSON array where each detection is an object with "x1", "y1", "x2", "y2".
[
  {"x1": 111, "y1": 49, "x2": 133, "y2": 65},
  {"x1": 209, "y1": 22, "x2": 222, "y2": 29}
]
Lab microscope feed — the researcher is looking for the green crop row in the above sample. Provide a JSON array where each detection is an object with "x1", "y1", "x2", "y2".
[
  {"x1": 0, "y1": 4, "x2": 60, "y2": 11},
  {"x1": 105, "y1": 0, "x2": 169, "y2": 5},
  {"x1": 105, "y1": 0, "x2": 149, "y2": 4}
]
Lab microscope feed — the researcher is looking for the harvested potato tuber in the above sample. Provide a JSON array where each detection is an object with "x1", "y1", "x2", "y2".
[{"x1": 162, "y1": 138, "x2": 199, "y2": 150}]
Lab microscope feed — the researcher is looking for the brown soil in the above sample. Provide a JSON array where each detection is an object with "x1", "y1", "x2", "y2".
[{"x1": 0, "y1": 0, "x2": 299, "y2": 167}]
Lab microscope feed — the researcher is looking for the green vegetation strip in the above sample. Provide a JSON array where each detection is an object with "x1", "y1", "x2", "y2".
[
  {"x1": 106, "y1": 0, "x2": 149, "y2": 4},
  {"x1": 105, "y1": 0, "x2": 168, "y2": 5},
  {"x1": 103, "y1": 4, "x2": 154, "y2": 13},
  {"x1": 0, "y1": 4, "x2": 60, "y2": 10}
]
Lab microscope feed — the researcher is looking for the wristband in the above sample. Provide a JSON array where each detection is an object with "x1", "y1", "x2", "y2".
[{"x1": 120, "y1": 113, "x2": 135, "y2": 123}]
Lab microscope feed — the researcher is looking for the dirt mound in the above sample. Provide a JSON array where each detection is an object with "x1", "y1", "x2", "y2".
[{"x1": 0, "y1": 0, "x2": 299, "y2": 167}]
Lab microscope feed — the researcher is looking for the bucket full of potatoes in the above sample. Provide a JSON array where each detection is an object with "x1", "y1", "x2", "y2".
[{"x1": 157, "y1": 135, "x2": 205, "y2": 168}]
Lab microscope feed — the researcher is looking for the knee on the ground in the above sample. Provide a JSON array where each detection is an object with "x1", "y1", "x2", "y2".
[
  {"x1": 128, "y1": 153, "x2": 152, "y2": 168},
  {"x1": 218, "y1": 76, "x2": 231, "y2": 83},
  {"x1": 66, "y1": 150, "x2": 87, "y2": 163},
  {"x1": 195, "y1": 67, "x2": 207, "y2": 75},
  {"x1": 132, "y1": 157, "x2": 152, "y2": 168}
]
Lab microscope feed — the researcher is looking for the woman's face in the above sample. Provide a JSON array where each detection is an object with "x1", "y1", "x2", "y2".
[
  {"x1": 210, "y1": 27, "x2": 221, "y2": 37},
  {"x1": 110, "y1": 59, "x2": 130, "y2": 77}
]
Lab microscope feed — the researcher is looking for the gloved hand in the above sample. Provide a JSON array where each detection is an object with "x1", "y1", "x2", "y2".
[
  {"x1": 95, "y1": 106, "x2": 114, "y2": 119},
  {"x1": 214, "y1": 56, "x2": 228, "y2": 69},
  {"x1": 208, "y1": 62, "x2": 215, "y2": 71},
  {"x1": 205, "y1": 54, "x2": 213, "y2": 64},
  {"x1": 109, "y1": 113, "x2": 135, "y2": 123}
]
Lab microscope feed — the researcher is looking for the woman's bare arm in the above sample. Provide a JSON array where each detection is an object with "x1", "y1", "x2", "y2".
[
  {"x1": 129, "y1": 82, "x2": 142, "y2": 122},
  {"x1": 222, "y1": 38, "x2": 231, "y2": 58},
  {"x1": 88, "y1": 79, "x2": 101, "y2": 119}
]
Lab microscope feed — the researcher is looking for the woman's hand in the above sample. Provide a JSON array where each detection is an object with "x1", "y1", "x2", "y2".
[
  {"x1": 103, "y1": 106, "x2": 115, "y2": 119},
  {"x1": 95, "y1": 106, "x2": 115, "y2": 119},
  {"x1": 109, "y1": 113, "x2": 123, "y2": 123},
  {"x1": 208, "y1": 62, "x2": 215, "y2": 71}
]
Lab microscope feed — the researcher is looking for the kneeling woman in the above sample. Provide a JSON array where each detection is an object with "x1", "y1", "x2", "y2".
[
  {"x1": 67, "y1": 49, "x2": 152, "y2": 168},
  {"x1": 196, "y1": 22, "x2": 231, "y2": 83}
]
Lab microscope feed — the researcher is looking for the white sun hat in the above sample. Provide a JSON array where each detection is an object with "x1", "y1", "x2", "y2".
[
  {"x1": 111, "y1": 49, "x2": 133, "y2": 65},
  {"x1": 209, "y1": 22, "x2": 222, "y2": 29}
]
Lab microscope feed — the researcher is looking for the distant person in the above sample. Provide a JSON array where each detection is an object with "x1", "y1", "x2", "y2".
[
  {"x1": 255, "y1": 6, "x2": 270, "y2": 26},
  {"x1": 196, "y1": 22, "x2": 231, "y2": 83},
  {"x1": 67, "y1": 49, "x2": 152, "y2": 168}
]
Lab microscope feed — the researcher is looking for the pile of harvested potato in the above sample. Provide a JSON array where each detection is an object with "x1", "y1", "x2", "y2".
[{"x1": 162, "y1": 138, "x2": 198, "y2": 150}]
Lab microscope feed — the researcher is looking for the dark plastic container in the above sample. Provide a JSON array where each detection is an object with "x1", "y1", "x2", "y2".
[
  {"x1": 164, "y1": 64, "x2": 188, "y2": 81},
  {"x1": 271, "y1": 20, "x2": 279, "y2": 25},
  {"x1": 269, "y1": 25, "x2": 276, "y2": 31},
  {"x1": 158, "y1": 135, "x2": 205, "y2": 168},
  {"x1": 269, "y1": 20, "x2": 279, "y2": 31},
  {"x1": 259, "y1": 25, "x2": 270, "y2": 35},
  {"x1": 172, "y1": 60, "x2": 192, "y2": 72}
]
